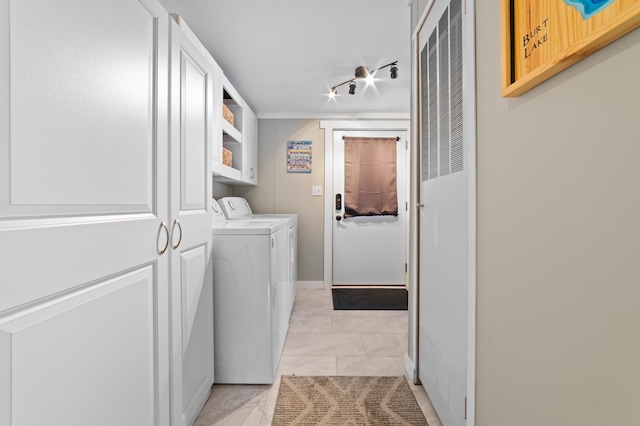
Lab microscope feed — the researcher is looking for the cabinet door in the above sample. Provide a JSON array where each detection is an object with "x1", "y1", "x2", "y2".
[
  {"x1": 209, "y1": 56, "x2": 223, "y2": 172},
  {"x1": 168, "y1": 19, "x2": 214, "y2": 426},
  {"x1": 242, "y1": 104, "x2": 259, "y2": 185},
  {"x1": 0, "y1": 1, "x2": 171, "y2": 425}
]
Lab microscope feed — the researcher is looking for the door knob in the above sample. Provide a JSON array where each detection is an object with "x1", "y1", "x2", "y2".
[{"x1": 336, "y1": 215, "x2": 342, "y2": 221}]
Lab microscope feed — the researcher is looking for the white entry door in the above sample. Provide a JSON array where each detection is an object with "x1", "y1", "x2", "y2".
[
  {"x1": 332, "y1": 130, "x2": 407, "y2": 285},
  {"x1": 417, "y1": 0, "x2": 474, "y2": 424},
  {"x1": 0, "y1": 1, "x2": 171, "y2": 425}
]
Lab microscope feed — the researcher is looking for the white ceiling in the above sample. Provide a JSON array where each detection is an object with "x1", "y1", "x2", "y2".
[{"x1": 162, "y1": 0, "x2": 412, "y2": 119}]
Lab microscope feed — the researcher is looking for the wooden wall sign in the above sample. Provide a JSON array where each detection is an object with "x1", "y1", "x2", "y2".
[{"x1": 501, "y1": 0, "x2": 640, "y2": 97}]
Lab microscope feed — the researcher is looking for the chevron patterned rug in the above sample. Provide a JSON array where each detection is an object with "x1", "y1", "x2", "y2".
[{"x1": 272, "y1": 376, "x2": 428, "y2": 425}]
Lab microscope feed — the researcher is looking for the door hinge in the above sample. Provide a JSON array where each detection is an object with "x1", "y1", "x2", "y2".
[
  {"x1": 405, "y1": 263, "x2": 408, "y2": 273},
  {"x1": 464, "y1": 396, "x2": 467, "y2": 420},
  {"x1": 405, "y1": 140, "x2": 408, "y2": 150},
  {"x1": 405, "y1": 202, "x2": 408, "y2": 211}
]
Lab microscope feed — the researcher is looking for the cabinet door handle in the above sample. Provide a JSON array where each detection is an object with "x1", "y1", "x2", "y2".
[
  {"x1": 171, "y1": 219, "x2": 183, "y2": 249},
  {"x1": 159, "y1": 221, "x2": 169, "y2": 255}
]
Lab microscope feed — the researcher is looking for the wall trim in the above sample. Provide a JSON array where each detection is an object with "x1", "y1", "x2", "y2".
[
  {"x1": 296, "y1": 281, "x2": 327, "y2": 290},
  {"x1": 464, "y1": 2, "x2": 477, "y2": 424},
  {"x1": 257, "y1": 112, "x2": 410, "y2": 120},
  {"x1": 411, "y1": 0, "x2": 436, "y2": 42},
  {"x1": 404, "y1": 354, "x2": 418, "y2": 384}
]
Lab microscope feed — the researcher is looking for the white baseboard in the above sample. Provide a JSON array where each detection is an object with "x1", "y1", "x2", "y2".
[
  {"x1": 296, "y1": 280, "x2": 327, "y2": 290},
  {"x1": 404, "y1": 354, "x2": 418, "y2": 384}
]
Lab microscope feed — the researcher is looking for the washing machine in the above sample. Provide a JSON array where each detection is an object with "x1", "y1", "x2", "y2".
[
  {"x1": 217, "y1": 197, "x2": 297, "y2": 229},
  {"x1": 217, "y1": 197, "x2": 297, "y2": 312},
  {"x1": 211, "y1": 200, "x2": 290, "y2": 384}
]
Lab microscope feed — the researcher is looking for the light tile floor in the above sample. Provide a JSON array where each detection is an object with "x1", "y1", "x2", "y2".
[{"x1": 194, "y1": 287, "x2": 442, "y2": 425}]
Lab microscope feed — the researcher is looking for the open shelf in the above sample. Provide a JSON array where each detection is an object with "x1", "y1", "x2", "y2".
[
  {"x1": 212, "y1": 163, "x2": 242, "y2": 181},
  {"x1": 222, "y1": 120, "x2": 241, "y2": 143}
]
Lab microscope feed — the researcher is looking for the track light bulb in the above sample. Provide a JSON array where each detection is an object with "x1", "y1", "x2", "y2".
[
  {"x1": 348, "y1": 81, "x2": 356, "y2": 95},
  {"x1": 390, "y1": 66, "x2": 398, "y2": 79}
]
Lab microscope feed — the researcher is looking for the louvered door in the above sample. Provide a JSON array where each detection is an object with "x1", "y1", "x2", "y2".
[{"x1": 418, "y1": 0, "x2": 470, "y2": 425}]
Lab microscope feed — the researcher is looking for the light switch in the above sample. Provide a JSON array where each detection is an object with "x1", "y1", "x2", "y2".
[{"x1": 312, "y1": 185, "x2": 322, "y2": 196}]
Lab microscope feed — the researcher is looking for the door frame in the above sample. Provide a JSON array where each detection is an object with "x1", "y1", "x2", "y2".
[
  {"x1": 331, "y1": 129, "x2": 408, "y2": 286},
  {"x1": 412, "y1": 0, "x2": 476, "y2": 423}
]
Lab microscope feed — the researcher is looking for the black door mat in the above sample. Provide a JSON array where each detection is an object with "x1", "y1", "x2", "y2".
[{"x1": 332, "y1": 287, "x2": 408, "y2": 310}]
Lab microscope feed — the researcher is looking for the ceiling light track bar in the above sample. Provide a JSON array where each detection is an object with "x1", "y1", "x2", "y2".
[
  {"x1": 329, "y1": 60, "x2": 399, "y2": 96},
  {"x1": 371, "y1": 61, "x2": 398, "y2": 74}
]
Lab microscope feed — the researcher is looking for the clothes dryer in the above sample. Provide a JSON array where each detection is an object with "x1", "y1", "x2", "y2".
[
  {"x1": 217, "y1": 197, "x2": 297, "y2": 311},
  {"x1": 211, "y1": 200, "x2": 291, "y2": 384}
]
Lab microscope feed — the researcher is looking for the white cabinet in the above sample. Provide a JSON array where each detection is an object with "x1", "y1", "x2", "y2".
[
  {"x1": 213, "y1": 76, "x2": 243, "y2": 181},
  {"x1": 169, "y1": 13, "x2": 223, "y2": 173},
  {"x1": 242, "y1": 103, "x2": 259, "y2": 185},
  {"x1": 169, "y1": 17, "x2": 215, "y2": 426},
  {"x1": 171, "y1": 16, "x2": 257, "y2": 187},
  {"x1": 0, "y1": 5, "x2": 216, "y2": 426},
  {"x1": 212, "y1": 75, "x2": 259, "y2": 185},
  {"x1": 0, "y1": 0, "x2": 172, "y2": 425}
]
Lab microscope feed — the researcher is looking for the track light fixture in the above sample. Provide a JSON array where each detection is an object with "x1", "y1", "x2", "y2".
[
  {"x1": 329, "y1": 60, "x2": 398, "y2": 97},
  {"x1": 390, "y1": 65, "x2": 398, "y2": 79}
]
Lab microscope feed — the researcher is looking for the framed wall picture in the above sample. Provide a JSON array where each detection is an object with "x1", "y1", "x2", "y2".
[
  {"x1": 501, "y1": 0, "x2": 640, "y2": 97},
  {"x1": 287, "y1": 140, "x2": 312, "y2": 173}
]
